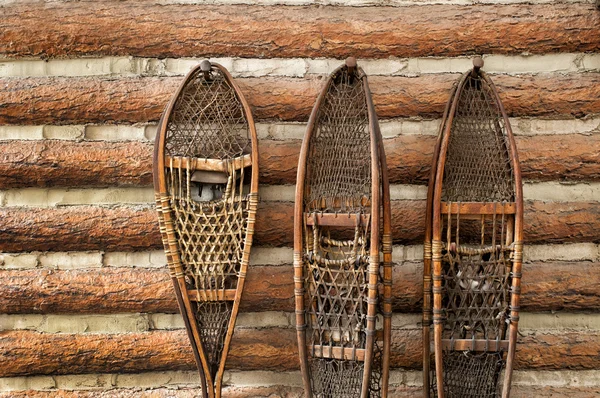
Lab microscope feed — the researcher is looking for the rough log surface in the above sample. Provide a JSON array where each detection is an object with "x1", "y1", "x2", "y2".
[
  {"x1": 1, "y1": 262, "x2": 598, "y2": 315},
  {"x1": 0, "y1": 329, "x2": 298, "y2": 377},
  {"x1": 0, "y1": 206, "x2": 161, "y2": 252},
  {"x1": 1, "y1": 134, "x2": 598, "y2": 188},
  {"x1": 1, "y1": 386, "x2": 599, "y2": 398},
  {"x1": 1, "y1": 3, "x2": 598, "y2": 59},
  {"x1": 1, "y1": 74, "x2": 599, "y2": 124},
  {"x1": 0, "y1": 329, "x2": 598, "y2": 377},
  {"x1": 0, "y1": 140, "x2": 154, "y2": 188},
  {"x1": 1, "y1": 201, "x2": 599, "y2": 251}
]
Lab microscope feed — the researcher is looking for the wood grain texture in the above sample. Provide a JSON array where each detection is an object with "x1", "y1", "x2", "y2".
[
  {"x1": 0, "y1": 388, "x2": 306, "y2": 398},
  {"x1": 0, "y1": 329, "x2": 298, "y2": 377},
  {"x1": 1, "y1": 329, "x2": 598, "y2": 377},
  {"x1": 1, "y1": 262, "x2": 598, "y2": 315},
  {"x1": 0, "y1": 134, "x2": 598, "y2": 188},
  {"x1": 1, "y1": 74, "x2": 599, "y2": 124},
  {"x1": 1, "y1": 3, "x2": 598, "y2": 59},
  {"x1": 1, "y1": 201, "x2": 600, "y2": 251},
  {"x1": 2, "y1": 386, "x2": 600, "y2": 398},
  {"x1": 0, "y1": 140, "x2": 154, "y2": 188},
  {"x1": 0, "y1": 389, "x2": 303, "y2": 398}
]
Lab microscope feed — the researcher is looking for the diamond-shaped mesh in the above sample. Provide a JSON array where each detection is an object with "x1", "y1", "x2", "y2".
[
  {"x1": 165, "y1": 66, "x2": 250, "y2": 160},
  {"x1": 306, "y1": 224, "x2": 369, "y2": 350},
  {"x1": 306, "y1": 342, "x2": 383, "y2": 398},
  {"x1": 442, "y1": 74, "x2": 514, "y2": 203},
  {"x1": 431, "y1": 351, "x2": 504, "y2": 398},
  {"x1": 310, "y1": 358, "x2": 364, "y2": 397},
  {"x1": 305, "y1": 67, "x2": 371, "y2": 213},
  {"x1": 440, "y1": 213, "x2": 512, "y2": 341},
  {"x1": 167, "y1": 166, "x2": 247, "y2": 292},
  {"x1": 194, "y1": 301, "x2": 233, "y2": 380}
]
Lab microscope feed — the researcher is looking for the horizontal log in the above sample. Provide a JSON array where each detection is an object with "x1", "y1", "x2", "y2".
[
  {"x1": 2, "y1": 386, "x2": 599, "y2": 398},
  {"x1": 0, "y1": 140, "x2": 154, "y2": 188},
  {"x1": 1, "y1": 262, "x2": 598, "y2": 315},
  {"x1": 1, "y1": 73, "x2": 599, "y2": 125},
  {"x1": 517, "y1": 133, "x2": 600, "y2": 183},
  {"x1": 525, "y1": 201, "x2": 600, "y2": 244},
  {"x1": 1, "y1": 133, "x2": 598, "y2": 188},
  {"x1": 0, "y1": 328, "x2": 298, "y2": 377},
  {"x1": 513, "y1": 387, "x2": 600, "y2": 398},
  {"x1": 0, "y1": 328, "x2": 598, "y2": 377},
  {"x1": 0, "y1": 388, "x2": 307, "y2": 398},
  {"x1": 0, "y1": 206, "x2": 161, "y2": 252},
  {"x1": 1, "y1": 201, "x2": 599, "y2": 251},
  {"x1": 2, "y1": 3, "x2": 598, "y2": 59}
]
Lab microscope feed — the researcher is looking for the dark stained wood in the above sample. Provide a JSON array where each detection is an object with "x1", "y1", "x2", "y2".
[{"x1": 305, "y1": 213, "x2": 370, "y2": 227}]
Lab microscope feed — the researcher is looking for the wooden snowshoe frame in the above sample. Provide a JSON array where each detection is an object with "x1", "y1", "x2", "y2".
[
  {"x1": 294, "y1": 57, "x2": 392, "y2": 398},
  {"x1": 423, "y1": 58, "x2": 524, "y2": 398},
  {"x1": 153, "y1": 61, "x2": 258, "y2": 398}
]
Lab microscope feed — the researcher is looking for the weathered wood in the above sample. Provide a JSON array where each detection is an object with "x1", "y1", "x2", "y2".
[
  {"x1": 1, "y1": 201, "x2": 599, "y2": 251},
  {"x1": 440, "y1": 202, "x2": 516, "y2": 215},
  {"x1": 0, "y1": 329, "x2": 298, "y2": 377},
  {"x1": 2, "y1": 3, "x2": 598, "y2": 59},
  {"x1": 1, "y1": 133, "x2": 598, "y2": 189},
  {"x1": 1, "y1": 328, "x2": 598, "y2": 377},
  {"x1": 2, "y1": 386, "x2": 599, "y2": 398},
  {"x1": 1, "y1": 262, "x2": 599, "y2": 315},
  {"x1": 0, "y1": 387, "x2": 304, "y2": 398},
  {"x1": 0, "y1": 266, "x2": 292, "y2": 315},
  {"x1": 165, "y1": 154, "x2": 252, "y2": 172},
  {"x1": 440, "y1": 339, "x2": 509, "y2": 351},
  {"x1": 1, "y1": 74, "x2": 599, "y2": 124},
  {"x1": 0, "y1": 206, "x2": 162, "y2": 252},
  {"x1": 0, "y1": 140, "x2": 154, "y2": 188}
]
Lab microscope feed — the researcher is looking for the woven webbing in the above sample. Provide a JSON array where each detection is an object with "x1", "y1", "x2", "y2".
[
  {"x1": 435, "y1": 217, "x2": 512, "y2": 396},
  {"x1": 165, "y1": 66, "x2": 250, "y2": 160},
  {"x1": 306, "y1": 223, "x2": 370, "y2": 351},
  {"x1": 307, "y1": 344, "x2": 383, "y2": 398},
  {"x1": 305, "y1": 67, "x2": 371, "y2": 213},
  {"x1": 441, "y1": 214, "x2": 512, "y2": 341},
  {"x1": 369, "y1": 340, "x2": 383, "y2": 398},
  {"x1": 442, "y1": 74, "x2": 514, "y2": 202},
  {"x1": 310, "y1": 358, "x2": 364, "y2": 397},
  {"x1": 194, "y1": 301, "x2": 233, "y2": 380},
  {"x1": 167, "y1": 164, "x2": 248, "y2": 292},
  {"x1": 431, "y1": 351, "x2": 504, "y2": 397}
]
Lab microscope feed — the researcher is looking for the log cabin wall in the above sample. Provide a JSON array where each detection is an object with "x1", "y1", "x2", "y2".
[{"x1": 0, "y1": 0, "x2": 599, "y2": 396}]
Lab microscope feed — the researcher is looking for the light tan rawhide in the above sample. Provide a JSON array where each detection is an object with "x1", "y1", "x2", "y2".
[
  {"x1": 153, "y1": 61, "x2": 258, "y2": 398},
  {"x1": 294, "y1": 58, "x2": 392, "y2": 398}
]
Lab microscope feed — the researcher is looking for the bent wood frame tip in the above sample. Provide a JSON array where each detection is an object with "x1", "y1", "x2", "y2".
[{"x1": 153, "y1": 61, "x2": 259, "y2": 398}]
